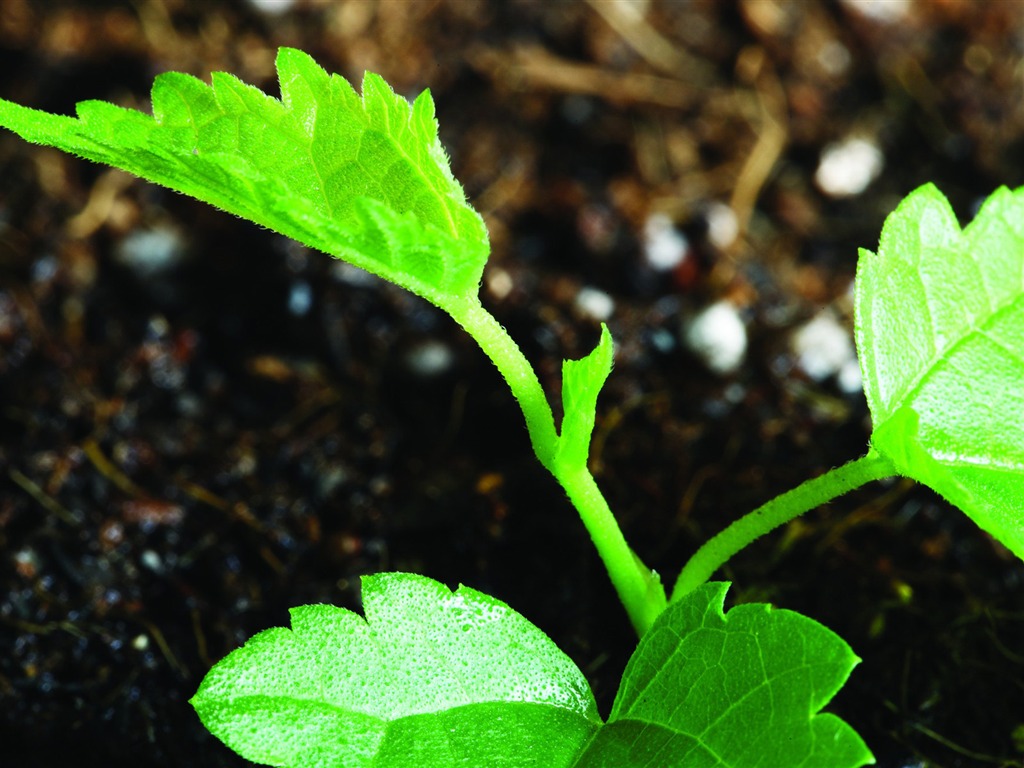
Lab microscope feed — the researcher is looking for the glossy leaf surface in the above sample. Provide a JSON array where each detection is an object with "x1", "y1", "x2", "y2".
[
  {"x1": 577, "y1": 582, "x2": 872, "y2": 767},
  {"x1": 0, "y1": 48, "x2": 489, "y2": 310},
  {"x1": 856, "y1": 184, "x2": 1024, "y2": 558}
]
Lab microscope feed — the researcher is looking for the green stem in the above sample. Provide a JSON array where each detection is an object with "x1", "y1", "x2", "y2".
[
  {"x1": 557, "y1": 465, "x2": 667, "y2": 634},
  {"x1": 448, "y1": 298, "x2": 559, "y2": 469},
  {"x1": 671, "y1": 451, "x2": 896, "y2": 601},
  {"x1": 449, "y1": 297, "x2": 665, "y2": 635}
]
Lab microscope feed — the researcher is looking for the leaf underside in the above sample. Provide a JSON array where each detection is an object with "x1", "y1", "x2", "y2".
[
  {"x1": 191, "y1": 574, "x2": 870, "y2": 768},
  {"x1": 0, "y1": 47, "x2": 489, "y2": 310},
  {"x1": 856, "y1": 184, "x2": 1024, "y2": 559}
]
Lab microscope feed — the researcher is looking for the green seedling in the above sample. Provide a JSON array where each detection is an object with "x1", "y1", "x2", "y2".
[{"x1": 2, "y1": 47, "x2": 1021, "y2": 767}]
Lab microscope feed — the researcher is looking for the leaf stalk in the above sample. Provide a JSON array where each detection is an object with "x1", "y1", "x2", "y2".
[{"x1": 671, "y1": 451, "x2": 896, "y2": 600}]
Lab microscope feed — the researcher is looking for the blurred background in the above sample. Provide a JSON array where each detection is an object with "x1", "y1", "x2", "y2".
[{"x1": 1, "y1": 1, "x2": 1023, "y2": 765}]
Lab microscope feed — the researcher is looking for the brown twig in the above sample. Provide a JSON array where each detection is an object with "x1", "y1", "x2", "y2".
[
  {"x1": 9, "y1": 467, "x2": 79, "y2": 526},
  {"x1": 469, "y1": 44, "x2": 712, "y2": 110},
  {"x1": 729, "y1": 51, "x2": 789, "y2": 244},
  {"x1": 585, "y1": 0, "x2": 714, "y2": 83}
]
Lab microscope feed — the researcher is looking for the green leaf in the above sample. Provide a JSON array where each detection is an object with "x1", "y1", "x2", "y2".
[
  {"x1": 190, "y1": 572, "x2": 600, "y2": 767},
  {"x1": 576, "y1": 582, "x2": 873, "y2": 768},
  {"x1": 194, "y1": 575, "x2": 869, "y2": 767},
  {"x1": 0, "y1": 48, "x2": 489, "y2": 310},
  {"x1": 555, "y1": 323, "x2": 614, "y2": 470},
  {"x1": 856, "y1": 184, "x2": 1024, "y2": 559}
]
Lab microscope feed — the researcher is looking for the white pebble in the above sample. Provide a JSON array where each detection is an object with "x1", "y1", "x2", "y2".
[
  {"x1": 841, "y1": 0, "x2": 910, "y2": 23},
  {"x1": 815, "y1": 137, "x2": 884, "y2": 198},
  {"x1": 575, "y1": 286, "x2": 615, "y2": 322},
  {"x1": 332, "y1": 261, "x2": 380, "y2": 287},
  {"x1": 13, "y1": 547, "x2": 38, "y2": 576},
  {"x1": 642, "y1": 213, "x2": 688, "y2": 271},
  {"x1": 140, "y1": 549, "x2": 164, "y2": 573},
  {"x1": 116, "y1": 227, "x2": 185, "y2": 277},
  {"x1": 818, "y1": 40, "x2": 851, "y2": 77},
  {"x1": 685, "y1": 301, "x2": 746, "y2": 375},
  {"x1": 792, "y1": 312, "x2": 856, "y2": 381},
  {"x1": 704, "y1": 202, "x2": 739, "y2": 250},
  {"x1": 838, "y1": 359, "x2": 863, "y2": 394},
  {"x1": 648, "y1": 327, "x2": 676, "y2": 354},
  {"x1": 247, "y1": 0, "x2": 295, "y2": 14},
  {"x1": 405, "y1": 340, "x2": 454, "y2": 377},
  {"x1": 287, "y1": 281, "x2": 313, "y2": 316},
  {"x1": 486, "y1": 267, "x2": 514, "y2": 300}
]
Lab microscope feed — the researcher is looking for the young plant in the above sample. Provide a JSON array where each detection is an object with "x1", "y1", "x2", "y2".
[{"x1": 1, "y1": 48, "x2": 1021, "y2": 767}]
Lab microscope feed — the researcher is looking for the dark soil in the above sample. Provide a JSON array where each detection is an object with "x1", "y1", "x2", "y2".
[{"x1": 1, "y1": 1, "x2": 1023, "y2": 767}]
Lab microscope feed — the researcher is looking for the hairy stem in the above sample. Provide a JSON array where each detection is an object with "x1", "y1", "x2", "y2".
[
  {"x1": 556, "y1": 464, "x2": 667, "y2": 634},
  {"x1": 449, "y1": 298, "x2": 559, "y2": 468},
  {"x1": 671, "y1": 451, "x2": 896, "y2": 600},
  {"x1": 450, "y1": 297, "x2": 665, "y2": 634}
]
